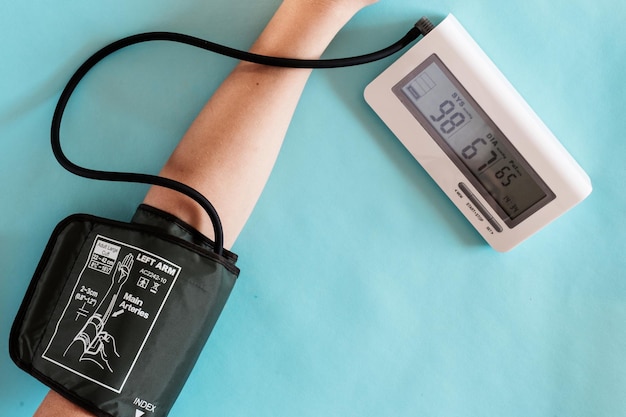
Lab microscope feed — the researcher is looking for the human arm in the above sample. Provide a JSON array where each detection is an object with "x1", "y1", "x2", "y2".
[
  {"x1": 142, "y1": 0, "x2": 378, "y2": 249},
  {"x1": 33, "y1": 0, "x2": 376, "y2": 415}
]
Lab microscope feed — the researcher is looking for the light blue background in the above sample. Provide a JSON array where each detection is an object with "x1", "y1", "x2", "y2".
[{"x1": 1, "y1": 0, "x2": 624, "y2": 416}]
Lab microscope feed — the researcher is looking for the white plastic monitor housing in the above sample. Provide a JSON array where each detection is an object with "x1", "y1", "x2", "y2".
[{"x1": 364, "y1": 14, "x2": 591, "y2": 252}]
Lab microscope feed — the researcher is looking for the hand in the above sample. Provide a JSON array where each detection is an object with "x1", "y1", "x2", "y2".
[
  {"x1": 281, "y1": 0, "x2": 379, "y2": 23},
  {"x1": 82, "y1": 329, "x2": 120, "y2": 373},
  {"x1": 303, "y1": 0, "x2": 379, "y2": 9},
  {"x1": 113, "y1": 254, "x2": 133, "y2": 286}
]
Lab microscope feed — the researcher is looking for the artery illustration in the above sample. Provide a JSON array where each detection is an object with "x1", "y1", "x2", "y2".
[{"x1": 64, "y1": 253, "x2": 134, "y2": 372}]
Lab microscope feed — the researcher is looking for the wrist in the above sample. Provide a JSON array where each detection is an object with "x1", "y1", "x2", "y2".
[
  {"x1": 248, "y1": 0, "x2": 374, "y2": 59},
  {"x1": 281, "y1": 0, "x2": 373, "y2": 22}
]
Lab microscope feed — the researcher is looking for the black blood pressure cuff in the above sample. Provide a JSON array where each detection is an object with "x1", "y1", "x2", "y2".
[{"x1": 10, "y1": 204, "x2": 239, "y2": 417}]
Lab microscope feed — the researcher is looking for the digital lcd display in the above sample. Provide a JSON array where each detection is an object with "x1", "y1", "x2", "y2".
[{"x1": 392, "y1": 54, "x2": 554, "y2": 225}]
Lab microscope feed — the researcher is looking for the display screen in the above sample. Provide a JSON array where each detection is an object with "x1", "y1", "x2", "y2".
[{"x1": 392, "y1": 54, "x2": 554, "y2": 226}]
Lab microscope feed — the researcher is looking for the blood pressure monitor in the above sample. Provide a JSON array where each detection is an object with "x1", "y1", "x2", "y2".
[{"x1": 365, "y1": 14, "x2": 592, "y2": 252}]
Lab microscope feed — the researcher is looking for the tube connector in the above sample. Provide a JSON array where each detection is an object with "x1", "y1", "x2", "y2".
[{"x1": 415, "y1": 17, "x2": 435, "y2": 36}]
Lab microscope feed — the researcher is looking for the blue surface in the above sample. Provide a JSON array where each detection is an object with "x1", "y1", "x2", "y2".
[{"x1": 1, "y1": 0, "x2": 625, "y2": 416}]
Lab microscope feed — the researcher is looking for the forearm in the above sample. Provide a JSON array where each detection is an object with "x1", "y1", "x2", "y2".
[
  {"x1": 143, "y1": 0, "x2": 375, "y2": 249},
  {"x1": 33, "y1": 2, "x2": 374, "y2": 416}
]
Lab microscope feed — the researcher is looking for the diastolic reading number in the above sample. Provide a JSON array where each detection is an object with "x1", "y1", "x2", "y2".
[{"x1": 461, "y1": 138, "x2": 498, "y2": 172}]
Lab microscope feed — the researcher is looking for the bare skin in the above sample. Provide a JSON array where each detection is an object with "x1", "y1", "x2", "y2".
[
  {"x1": 33, "y1": 0, "x2": 377, "y2": 415},
  {"x1": 143, "y1": 0, "x2": 378, "y2": 249}
]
